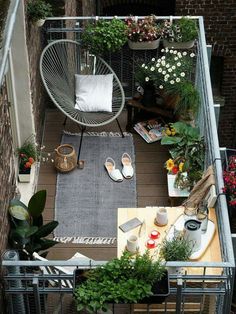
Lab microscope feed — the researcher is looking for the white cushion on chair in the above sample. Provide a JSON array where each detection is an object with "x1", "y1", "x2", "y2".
[{"x1": 75, "y1": 74, "x2": 113, "y2": 112}]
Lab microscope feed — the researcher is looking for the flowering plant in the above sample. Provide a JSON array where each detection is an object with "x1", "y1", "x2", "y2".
[
  {"x1": 165, "y1": 158, "x2": 184, "y2": 175},
  {"x1": 162, "y1": 17, "x2": 198, "y2": 43},
  {"x1": 18, "y1": 139, "x2": 37, "y2": 174},
  {"x1": 223, "y1": 156, "x2": 236, "y2": 207},
  {"x1": 125, "y1": 15, "x2": 162, "y2": 42},
  {"x1": 137, "y1": 47, "x2": 195, "y2": 89}
]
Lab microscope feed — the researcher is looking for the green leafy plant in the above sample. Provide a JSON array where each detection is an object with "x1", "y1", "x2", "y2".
[
  {"x1": 8, "y1": 190, "x2": 58, "y2": 258},
  {"x1": 160, "y1": 235, "x2": 192, "y2": 261},
  {"x1": 74, "y1": 251, "x2": 165, "y2": 313},
  {"x1": 27, "y1": 0, "x2": 52, "y2": 22},
  {"x1": 82, "y1": 18, "x2": 128, "y2": 55},
  {"x1": 162, "y1": 17, "x2": 198, "y2": 43},
  {"x1": 161, "y1": 122, "x2": 205, "y2": 189}
]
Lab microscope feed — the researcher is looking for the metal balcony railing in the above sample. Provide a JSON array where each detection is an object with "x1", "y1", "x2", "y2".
[{"x1": 1, "y1": 14, "x2": 235, "y2": 314}]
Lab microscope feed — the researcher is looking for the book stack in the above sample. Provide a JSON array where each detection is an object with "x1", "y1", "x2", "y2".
[{"x1": 134, "y1": 119, "x2": 165, "y2": 143}]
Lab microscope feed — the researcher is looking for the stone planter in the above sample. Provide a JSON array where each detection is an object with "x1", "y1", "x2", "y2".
[
  {"x1": 128, "y1": 38, "x2": 161, "y2": 50},
  {"x1": 163, "y1": 39, "x2": 195, "y2": 49}
]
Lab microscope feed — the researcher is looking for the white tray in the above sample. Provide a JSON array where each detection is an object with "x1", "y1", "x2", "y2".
[{"x1": 166, "y1": 214, "x2": 215, "y2": 260}]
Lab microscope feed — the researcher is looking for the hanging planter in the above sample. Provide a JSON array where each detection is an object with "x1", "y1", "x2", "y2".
[
  {"x1": 128, "y1": 37, "x2": 161, "y2": 50},
  {"x1": 163, "y1": 39, "x2": 195, "y2": 50}
]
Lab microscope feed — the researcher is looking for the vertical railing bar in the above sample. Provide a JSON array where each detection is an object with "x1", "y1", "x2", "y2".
[
  {"x1": 176, "y1": 276, "x2": 183, "y2": 314},
  {"x1": 32, "y1": 277, "x2": 42, "y2": 314}
]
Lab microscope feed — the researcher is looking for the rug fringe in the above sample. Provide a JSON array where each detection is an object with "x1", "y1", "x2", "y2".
[
  {"x1": 63, "y1": 130, "x2": 132, "y2": 137},
  {"x1": 53, "y1": 236, "x2": 117, "y2": 245}
]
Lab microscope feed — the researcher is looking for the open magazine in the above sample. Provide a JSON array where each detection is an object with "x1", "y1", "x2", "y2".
[{"x1": 134, "y1": 119, "x2": 165, "y2": 143}]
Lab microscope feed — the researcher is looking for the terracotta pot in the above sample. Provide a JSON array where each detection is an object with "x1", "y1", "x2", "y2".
[
  {"x1": 128, "y1": 37, "x2": 161, "y2": 50},
  {"x1": 163, "y1": 39, "x2": 195, "y2": 49}
]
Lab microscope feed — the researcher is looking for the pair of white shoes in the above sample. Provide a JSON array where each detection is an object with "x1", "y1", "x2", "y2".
[{"x1": 104, "y1": 153, "x2": 134, "y2": 182}]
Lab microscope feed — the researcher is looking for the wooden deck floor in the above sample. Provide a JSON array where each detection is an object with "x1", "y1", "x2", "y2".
[{"x1": 38, "y1": 109, "x2": 170, "y2": 261}]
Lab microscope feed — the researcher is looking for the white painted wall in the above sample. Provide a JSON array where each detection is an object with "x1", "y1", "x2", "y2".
[{"x1": 10, "y1": 0, "x2": 35, "y2": 147}]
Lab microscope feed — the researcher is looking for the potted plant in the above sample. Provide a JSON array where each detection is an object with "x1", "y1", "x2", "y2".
[
  {"x1": 162, "y1": 17, "x2": 198, "y2": 49},
  {"x1": 161, "y1": 122, "x2": 205, "y2": 190},
  {"x1": 159, "y1": 235, "x2": 192, "y2": 274},
  {"x1": 126, "y1": 15, "x2": 163, "y2": 50},
  {"x1": 8, "y1": 190, "x2": 59, "y2": 260},
  {"x1": 74, "y1": 251, "x2": 169, "y2": 312},
  {"x1": 81, "y1": 18, "x2": 128, "y2": 55},
  {"x1": 27, "y1": 0, "x2": 52, "y2": 27},
  {"x1": 17, "y1": 138, "x2": 37, "y2": 182}
]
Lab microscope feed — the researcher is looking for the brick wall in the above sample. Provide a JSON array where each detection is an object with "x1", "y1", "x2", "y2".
[
  {"x1": 26, "y1": 20, "x2": 46, "y2": 144},
  {"x1": 0, "y1": 82, "x2": 16, "y2": 312},
  {"x1": 175, "y1": 0, "x2": 236, "y2": 147}
]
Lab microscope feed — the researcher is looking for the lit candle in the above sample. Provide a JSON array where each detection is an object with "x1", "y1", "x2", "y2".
[
  {"x1": 150, "y1": 230, "x2": 160, "y2": 239},
  {"x1": 146, "y1": 239, "x2": 156, "y2": 249}
]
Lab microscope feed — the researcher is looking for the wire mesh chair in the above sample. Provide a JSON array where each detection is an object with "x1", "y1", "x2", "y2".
[{"x1": 40, "y1": 39, "x2": 125, "y2": 163}]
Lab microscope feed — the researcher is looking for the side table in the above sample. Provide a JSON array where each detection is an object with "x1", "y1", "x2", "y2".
[{"x1": 126, "y1": 98, "x2": 174, "y2": 132}]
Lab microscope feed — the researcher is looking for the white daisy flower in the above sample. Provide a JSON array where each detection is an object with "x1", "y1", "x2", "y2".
[
  {"x1": 177, "y1": 62, "x2": 181, "y2": 67},
  {"x1": 183, "y1": 51, "x2": 187, "y2": 56},
  {"x1": 165, "y1": 48, "x2": 169, "y2": 52},
  {"x1": 145, "y1": 66, "x2": 148, "y2": 69},
  {"x1": 170, "y1": 49, "x2": 173, "y2": 53},
  {"x1": 150, "y1": 66, "x2": 155, "y2": 71},
  {"x1": 158, "y1": 68, "x2": 163, "y2": 73},
  {"x1": 170, "y1": 80, "x2": 174, "y2": 84},
  {"x1": 157, "y1": 58, "x2": 161, "y2": 62},
  {"x1": 174, "y1": 57, "x2": 178, "y2": 61},
  {"x1": 145, "y1": 77, "x2": 150, "y2": 82},
  {"x1": 173, "y1": 73, "x2": 176, "y2": 77},
  {"x1": 176, "y1": 77, "x2": 180, "y2": 82},
  {"x1": 168, "y1": 68, "x2": 172, "y2": 72},
  {"x1": 165, "y1": 74, "x2": 170, "y2": 78},
  {"x1": 161, "y1": 56, "x2": 165, "y2": 60},
  {"x1": 162, "y1": 70, "x2": 166, "y2": 75},
  {"x1": 173, "y1": 50, "x2": 177, "y2": 54},
  {"x1": 161, "y1": 60, "x2": 166, "y2": 66},
  {"x1": 159, "y1": 85, "x2": 164, "y2": 89},
  {"x1": 172, "y1": 65, "x2": 176, "y2": 70},
  {"x1": 141, "y1": 64, "x2": 145, "y2": 67},
  {"x1": 161, "y1": 49, "x2": 164, "y2": 52},
  {"x1": 164, "y1": 77, "x2": 168, "y2": 82},
  {"x1": 180, "y1": 72, "x2": 185, "y2": 77},
  {"x1": 166, "y1": 63, "x2": 170, "y2": 68},
  {"x1": 190, "y1": 53, "x2": 195, "y2": 58},
  {"x1": 156, "y1": 63, "x2": 160, "y2": 67},
  {"x1": 152, "y1": 58, "x2": 155, "y2": 61}
]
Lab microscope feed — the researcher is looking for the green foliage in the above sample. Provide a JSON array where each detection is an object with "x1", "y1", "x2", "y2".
[
  {"x1": 82, "y1": 18, "x2": 128, "y2": 55},
  {"x1": 8, "y1": 190, "x2": 58, "y2": 258},
  {"x1": 160, "y1": 236, "x2": 192, "y2": 261},
  {"x1": 163, "y1": 17, "x2": 198, "y2": 43},
  {"x1": 17, "y1": 136, "x2": 37, "y2": 160},
  {"x1": 161, "y1": 122, "x2": 205, "y2": 188},
  {"x1": 27, "y1": 0, "x2": 52, "y2": 22},
  {"x1": 166, "y1": 81, "x2": 200, "y2": 119},
  {"x1": 74, "y1": 251, "x2": 165, "y2": 312}
]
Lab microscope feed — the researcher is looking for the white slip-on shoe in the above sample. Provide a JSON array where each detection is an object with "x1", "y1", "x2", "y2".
[
  {"x1": 104, "y1": 157, "x2": 123, "y2": 182},
  {"x1": 121, "y1": 153, "x2": 134, "y2": 179}
]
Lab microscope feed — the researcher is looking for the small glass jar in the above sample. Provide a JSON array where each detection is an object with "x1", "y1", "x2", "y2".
[
  {"x1": 197, "y1": 201, "x2": 209, "y2": 233},
  {"x1": 184, "y1": 205, "x2": 197, "y2": 220}
]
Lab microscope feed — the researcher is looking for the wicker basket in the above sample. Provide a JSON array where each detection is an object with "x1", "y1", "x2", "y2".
[{"x1": 54, "y1": 144, "x2": 77, "y2": 172}]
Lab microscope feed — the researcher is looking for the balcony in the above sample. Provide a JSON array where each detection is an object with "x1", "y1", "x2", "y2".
[{"x1": 1, "y1": 11, "x2": 235, "y2": 314}]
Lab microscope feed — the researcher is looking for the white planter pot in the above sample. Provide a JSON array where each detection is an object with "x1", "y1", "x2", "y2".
[
  {"x1": 35, "y1": 19, "x2": 45, "y2": 27},
  {"x1": 163, "y1": 39, "x2": 195, "y2": 49},
  {"x1": 128, "y1": 38, "x2": 161, "y2": 50},
  {"x1": 167, "y1": 173, "x2": 190, "y2": 197},
  {"x1": 18, "y1": 172, "x2": 31, "y2": 183}
]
